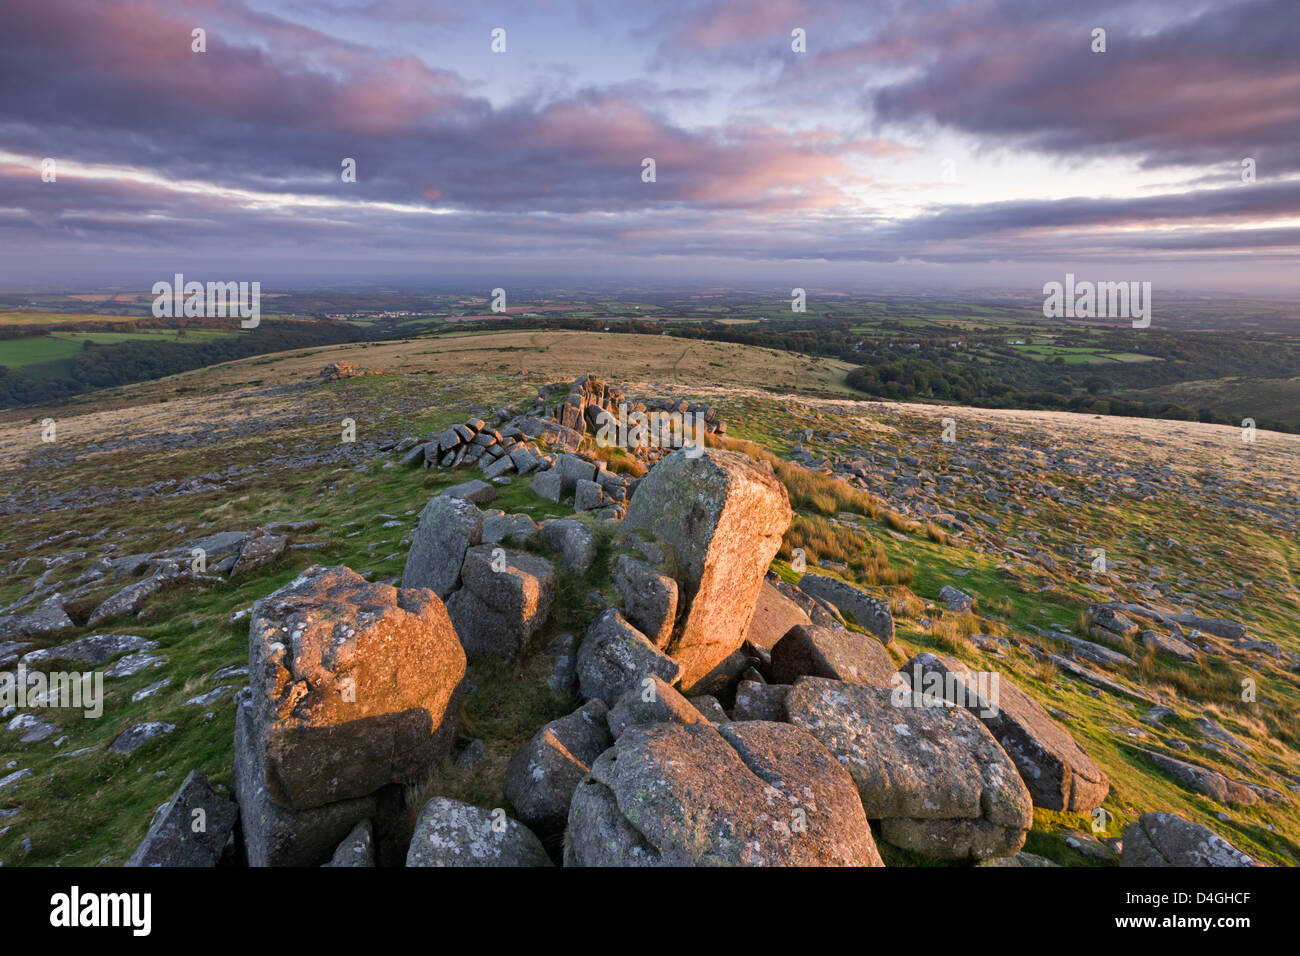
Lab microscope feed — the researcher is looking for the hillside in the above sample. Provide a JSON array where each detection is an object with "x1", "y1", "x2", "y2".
[{"x1": 1, "y1": 332, "x2": 1297, "y2": 867}]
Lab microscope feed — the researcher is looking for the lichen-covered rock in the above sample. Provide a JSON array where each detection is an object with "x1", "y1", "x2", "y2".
[
  {"x1": 622, "y1": 448, "x2": 792, "y2": 692},
  {"x1": 531, "y1": 469, "x2": 563, "y2": 503},
  {"x1": 481, "y1": 512, "x2": 539, "y2": 547},
  {"x1": 247, "y1": 565, "x2": 465, "y2": 810},
  {"x1": 442, "y1": 479, "x2": 497, "y2": 505},
  {"x1": 770, "y1": 624, "x2": 895, "y2": 687},
  {"x1": 732, "y1": 680, "x2": 790, "y2": 721},
  {"x1": 21, "y1": 632, "x2": 158, "y2": 667},
  {"x1": 606, "y1": 675, "x2": 708, "y2": 738},
  {"x1": 576, "y1": 608, "x2": 682, "y2": 706},
  {"x1": 938, "y1": 585, "x2": 974, "y2": 612},
  {"x1": 446, "y1": 546, "x2": 556, "y2": 661},
  {"x1": 126, "y1": 770, "x2": 237, "y2": 867},
  {"x1": 403, "y1": 495, "x2": 483, "y2": 598},
  {"x1": 688, "y1": 695, "x2": 731, "y2": 725},
  {"x1": 785, "y1": 677, "x2": 1032, "y2": 860},
  {"x1": 406, "y1": 798, "x2": 552, "y2": 867},
  {"x1": 896, "y1": 653, "x2": 1110, "y2": 812},
  {"x1": 612, "y1": 554, "x2": 678, "y2": 648},
  {"x1": 87, "y1": 566, "x2": 181, "y2": 628},
  {"x1": 108, "y1": 721, "x2": 175, "y2": 755},
  {"x1": 0, "y1": 593, "x2": 76, "y2": 641},
  {"x1": 566, "y1": 721, "x2": 882, "y2": 866},
  {"x1": 1121, "y1": 812, "x2": 1256, "y2": 867},
  {"x1": 230, "y1": 530, "x2": 288, "y2": 579},
  {"x1": 503, "y1": 700, "x2": 612, "y2": 832}
]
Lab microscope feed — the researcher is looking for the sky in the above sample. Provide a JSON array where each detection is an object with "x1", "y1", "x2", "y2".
[{"x1": 2, "y1": 0, "x2": 1298, "y2": 293}]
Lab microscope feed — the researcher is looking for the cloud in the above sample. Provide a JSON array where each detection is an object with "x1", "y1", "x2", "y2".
[
  {"x1": 867, "y1": 0, "x2": 1300, "y2": 173},
  {"x1": 0, "y1": 0, "x2": 1296, "y2": 286}
]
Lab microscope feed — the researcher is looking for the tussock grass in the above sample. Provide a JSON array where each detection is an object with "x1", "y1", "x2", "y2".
[
  {"x1": 923, "y1": 521, "x2": 951, "y2": 546},
  {"x1": 712, "y1": 434, "x2": 886, "y2": 520},
  {"x1": 887, "y1": 586, "x2": 925, "y2": 621},
  {"x1": 779, "y1": 517, "x2": 913, "y2": 587}
]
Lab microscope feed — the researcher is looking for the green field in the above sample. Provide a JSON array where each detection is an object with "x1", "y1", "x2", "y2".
[
  {"x1": 1009, "y1": 344, "x2": 1161, "y2": 364},
  {"x1": 0, "y1": 330, "x2": 239, "y2": 369}
]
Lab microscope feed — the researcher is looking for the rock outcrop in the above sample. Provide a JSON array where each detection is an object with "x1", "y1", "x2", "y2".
[
  {"x1": 793, "y1": 574, "x2": 894, "y2": 645},
  {"x1": 622, "y1": 447, "x2": 792, "y2": 692},
  {"x1": 503, "y1": 700, "x2": 612, "y2": 833},
  {"x1": 445, "y1": 546, "x2": 556, "y2": 661},
  {"x1": 125, "y1": 771, "x2": 238, "y2": 867}
]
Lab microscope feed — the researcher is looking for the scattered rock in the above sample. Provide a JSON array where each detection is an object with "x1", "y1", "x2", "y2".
[
  {"x1": 109, "y1": 722, "x2": 176, "y2": 755},
  {"x1": 938, "y1": 585, "x2": 973, "y2": 612},
  {"x1": 1139, "y1": 749, "x2": 1257, "y2": 805},
  {"x1": 21, "y1": 633, "x2": 159, "y2": 667}
]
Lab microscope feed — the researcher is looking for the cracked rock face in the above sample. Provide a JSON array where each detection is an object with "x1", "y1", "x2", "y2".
[
  {"x1": 565, "y1": 720, "x2": 883, "y2": 867},
  {"x1": 247, "y1": 564, "x2": 465, "y2": 810},
  {"x1": 785, "y1": 677, "x2": 1032, "y2": 860}
]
